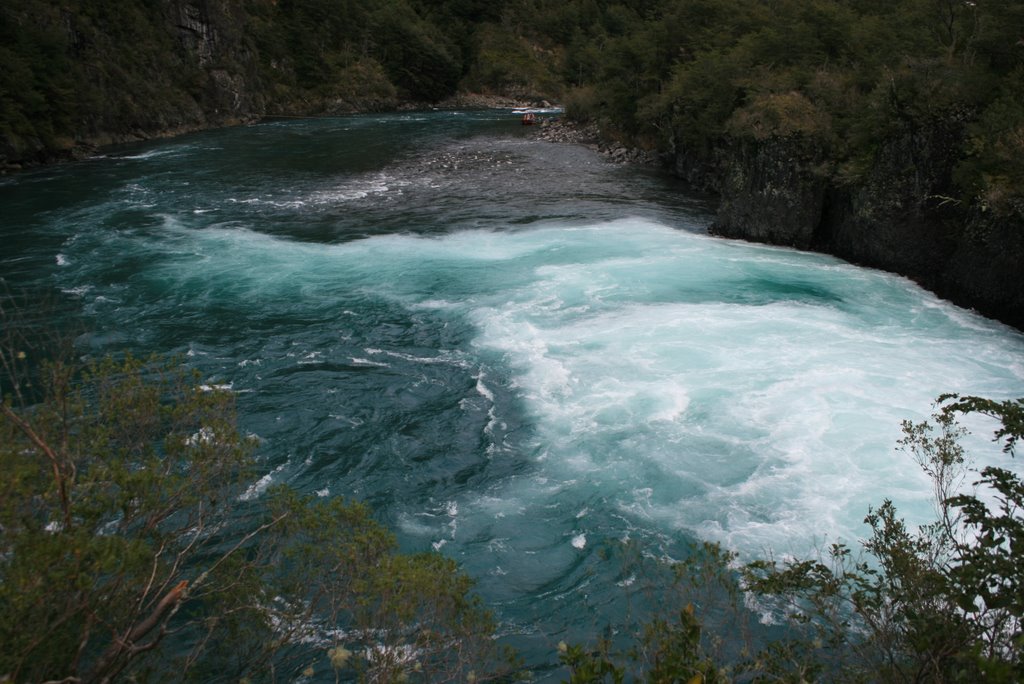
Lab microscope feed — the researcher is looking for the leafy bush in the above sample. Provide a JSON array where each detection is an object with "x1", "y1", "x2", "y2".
[
  {"x1": 463, "y1": 22, "x2": 561, "y2": 97},
  {"x1": 726, "y1": 91, "x2": 833, "y2": 142},
  {"x1": 0, "y1": 305, "x2": 516, "y2": 682}
]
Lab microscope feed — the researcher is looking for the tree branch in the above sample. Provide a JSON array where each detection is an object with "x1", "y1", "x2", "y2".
[
  {"x1": 1, "y1": 402, "x2": 72, "y2": 528},
  {"x1": 87, "y1": 580, "x2": 188, "y2": 683}
]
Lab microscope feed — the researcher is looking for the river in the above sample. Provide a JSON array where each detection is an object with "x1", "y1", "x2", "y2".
[{"x1": 2, "y1": 110, "x2": 1023, "y2": 675}]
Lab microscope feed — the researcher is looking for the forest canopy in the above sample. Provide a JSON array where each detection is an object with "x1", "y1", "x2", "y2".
[{"x1": 526, "y1": 0, "x2": 1024, "y2": 214}]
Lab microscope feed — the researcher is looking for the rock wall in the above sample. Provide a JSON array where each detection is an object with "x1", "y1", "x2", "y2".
[
  {"x1": 712, "y1": 137, "x2": 828, "y2": 249},
  {"x1": 168, "y1": 1, "x2": 268, "y2": 122},
  {"x1": 2, "y1": 0, "x2": 391, "y2": 167},
  {"x1": 0, "y1": 1, "x2": 274, "y2": 167},
  {"x1": 675, "y1": 123, "x2": 1024, "y2": 330}
]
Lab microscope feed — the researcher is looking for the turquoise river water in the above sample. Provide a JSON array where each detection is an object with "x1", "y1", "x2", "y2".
[{"x1": 2, "y1": 110, "x2": 1023, "y2": 675}]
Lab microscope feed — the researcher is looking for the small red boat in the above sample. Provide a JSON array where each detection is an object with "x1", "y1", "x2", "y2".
[{"x1": 521, "y1": 112, "x2": 536, "y2": 125}]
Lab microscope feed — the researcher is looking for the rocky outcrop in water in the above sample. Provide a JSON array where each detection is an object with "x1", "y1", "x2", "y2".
[{"x1": 681, "y1": 121, "x2": 1024, "y2": 329}]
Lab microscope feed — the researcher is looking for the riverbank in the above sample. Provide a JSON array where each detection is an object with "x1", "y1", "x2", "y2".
[
  {"x1": 530, "y1": 115, "x2": 1023, "y2": 331},
  {"x1": 683, "y1": 133, "x2": 1024, "y2": 332},
  {"x1": 533, "y1": 118, "x2": 658, "y2": 166},
  {"x1": 1, "y1": 90, "x2": 568, "y2": 174}
]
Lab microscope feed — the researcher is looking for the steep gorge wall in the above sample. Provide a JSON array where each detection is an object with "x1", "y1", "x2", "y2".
[
  {"x1": 165, "y1": 1, "x2": 270, "y2": 124},
  {"x1": 1, "y1": 1, "x2": 272, "y2": 164},
  {"x1": 1, "y1": 0, "x2": 411, "y2": 167},
  {"x1": 674, "y1": 125, "x2": 1024, "y2": 330}
]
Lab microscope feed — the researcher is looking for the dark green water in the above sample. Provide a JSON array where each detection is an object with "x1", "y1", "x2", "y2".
[{"x1": 3, "y1": 110, "x2": 1023, "y2": 675}]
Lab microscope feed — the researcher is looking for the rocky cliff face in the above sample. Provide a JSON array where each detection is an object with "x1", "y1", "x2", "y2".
[
  {"x1": 0, "y1": 1, "x2": 274, "y2": 165},
  {"x1": 676, "y1": 122, "x2": 1024, "y2": 330},
  {"x1": 941, "y1": 211, "x2": 1024, "y2": 329},
  {"x1": 0, "y1": 0, "x2": 399, "y2": 167},
  {"x1": 712, "y1": 137, "x2": 828, "y2": 249},
  {"x1": 168, "y1": 1, "x2": 269, "y2": 123}
]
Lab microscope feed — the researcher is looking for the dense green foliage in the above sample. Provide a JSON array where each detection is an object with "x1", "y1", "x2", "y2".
[
  {"x1": 0, "y1": 307, "x2": 515, "y2": 682},
  {"x1": 520, "y1": 0, "x2": 1024, "y2": 214}
]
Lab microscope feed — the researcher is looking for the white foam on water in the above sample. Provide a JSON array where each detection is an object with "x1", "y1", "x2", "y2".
[
  {"x1": 307, "y1": 173, "x2": 406, "y2": 204},
  {"x1": 132, "y1": 216, "x2": 1024, "y2": 560},
  {"x1": 350, "y1": 357, "x2": 390, "y2": 368},
  {"x1": 239, "y1": 462, "x2": 288, "y2": 501},
  {"x1": 224, "y1": 173, "x2": 405, "y2": 211},
  {"x1": 62, "y1": 285, "x2": 91, "y2": 297},
  {"x1": 117, "y1": 148, "x2": 179, "y2": 160},
  {"x1": 199, "y1": 382, "x2": 233, "y2": 392},
  {"x1": 447, "y1": 218, "x2": 1024, "y2": 557},
  {"x1": 366, "y1": 348, "x2": 471, "y2": 369}
]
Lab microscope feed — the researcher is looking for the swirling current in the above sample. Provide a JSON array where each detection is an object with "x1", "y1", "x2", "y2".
[{"x1": 2, "y1": 110, "x2": 1023, "y2": 675}]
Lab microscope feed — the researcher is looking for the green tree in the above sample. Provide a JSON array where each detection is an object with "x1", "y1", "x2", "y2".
[
  {"x1": 0, "y1": 303, "x2": 516, "y2": 682},
  {"x1": 367, "y1": 1, "x2": 463, "y2": 101},
  {"x1": 743, "y1": 394, "x2": 1024, "y2": 682}
]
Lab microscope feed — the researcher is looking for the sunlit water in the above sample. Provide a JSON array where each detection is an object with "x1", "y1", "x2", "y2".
[{"x1": 3, "y1": 110, "x2": 1023, "y2": 674}]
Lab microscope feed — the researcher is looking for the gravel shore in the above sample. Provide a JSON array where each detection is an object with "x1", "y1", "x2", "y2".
[{"x1": 533, "y1": 118, "x2": 658, "y2": 166}]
